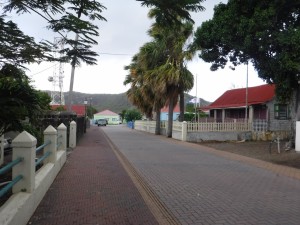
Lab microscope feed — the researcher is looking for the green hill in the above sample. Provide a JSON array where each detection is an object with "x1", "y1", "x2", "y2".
[
  {"x1": 46, "y1": 91, "x2": 211, "y2": 114},
  {"x1": 64, "y1": 92, "x2": 133, "y2": 113}
]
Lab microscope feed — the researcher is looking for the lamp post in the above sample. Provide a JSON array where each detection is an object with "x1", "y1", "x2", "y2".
[{"x1": 84, "y1": 99, "x2": 88, "y2": 117}]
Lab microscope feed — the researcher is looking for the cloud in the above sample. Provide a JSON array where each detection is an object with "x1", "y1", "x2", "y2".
[{"x1": 8, "y1": 0, "x2": 265, "y2": 102}]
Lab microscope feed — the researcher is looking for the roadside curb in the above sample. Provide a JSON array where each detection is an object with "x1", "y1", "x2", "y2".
[{"x1": 100, "y1": 128, "x2": 181, "y2": 225}]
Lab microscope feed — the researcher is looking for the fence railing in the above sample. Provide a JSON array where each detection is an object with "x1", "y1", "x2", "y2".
[
  {"x1": 187, "y1": 121, "x2": 252, "y2": 132},
  {"x1": 135, "y1": 120, "x2": 253, "y2": 132},
  {"x1": 0, "y1": 122, "x2": 71, "y2": 204},
  {"x1": 0, "y1": 157, "x2": 23, "y2": 198}
]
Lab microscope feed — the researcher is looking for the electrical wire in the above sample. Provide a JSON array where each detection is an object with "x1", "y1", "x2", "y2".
[{"x1": 28, "y1": 52, "x2": 133, "y2": 76}]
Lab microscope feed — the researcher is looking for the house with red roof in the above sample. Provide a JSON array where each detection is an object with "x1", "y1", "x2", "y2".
[
  {"x1": 202, "y1": 84, "x2": 292, "y2": 132},
  {"x1": 160, "y1": 104, "x2": 180, "y2": 121},
  {"x1": 93, "y1": 109, "x2": 121, "y2": 125}
]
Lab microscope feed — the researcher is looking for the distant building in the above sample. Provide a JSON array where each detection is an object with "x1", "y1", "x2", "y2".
[
  {"x1": 94, "y1": 109, "x2": 121, "y2": 125},
  {"x1": 160, "y1": 104, "x2": 180, "y2": 121}
]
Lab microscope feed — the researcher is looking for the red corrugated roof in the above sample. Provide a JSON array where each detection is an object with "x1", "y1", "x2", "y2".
[
  {"x1": 51, "y1": 105, "x2": 86, "y2": 116},
  {"x1": 161, "y1": 104, "x2": 180, "y2": 113},
  {"x1": 95, "y1": 109, "x2": 118, "y2": 116},
  {"x1": 204, "y1": 84, "x2": 275, "y2": 110}
]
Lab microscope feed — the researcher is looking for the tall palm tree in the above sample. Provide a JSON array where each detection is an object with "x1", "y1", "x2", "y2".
[
  {"x1": 148, "y1": 20, "x2": 195, "y2": 137},
  {"x1": 128, "y1": 0, "x2": 205, "y2": 137},
  {"x1": 138, "y1": 42, "x2": 168, "y2": 134},
  {"x1": 124, "y1": 41, "x2": 167, "y2": 135},
  {"x1": 137, "y1": 0, "x2": 205, "y2": 25},
  {"x1": 124, "y1": 55, "x2": 153, "y2": 119}
]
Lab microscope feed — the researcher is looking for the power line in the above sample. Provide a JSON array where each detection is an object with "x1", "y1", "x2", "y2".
[
  {"x1": 28, "y1": 52, "x2": 133, "y2": 76},
  {"x1": 98, "y1": 52, "x2": 132, "y2": 56},
  {"x1": 29, "y1": 63, "x2": 59, "y2": 76}
]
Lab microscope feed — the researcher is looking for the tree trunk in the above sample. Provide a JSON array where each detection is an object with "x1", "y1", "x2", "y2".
[
  {"x1": 179, "y1": 90, "x2": 185, "y2": 122},
  {"x1": 155, "y1": 109, "x2": 161, "y2": 135},
  {"x1": 67, "y1": 33, "x2": 79, "y2": 111},
  {"x1": 167, "y1": 98, "x2": 174, "y2": 138}
]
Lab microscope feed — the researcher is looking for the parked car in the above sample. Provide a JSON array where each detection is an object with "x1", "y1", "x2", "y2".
[
  {"x1": 97, "y1": 119, "x2": 107, "y2": 126},
  {"x1": 0, "y1": 138, "x2": 12, "y2": 153}
]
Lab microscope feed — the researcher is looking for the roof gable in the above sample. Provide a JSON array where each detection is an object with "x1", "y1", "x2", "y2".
[
  {"x1": 206, "y1": 84, "x2": 275, "y2": 109},
  {"x1": 161, "y1": 104, "x2": 180, "y2": 113},
  {"x1": 95, "y1": 109, "x2": 118, "y2": 116}
]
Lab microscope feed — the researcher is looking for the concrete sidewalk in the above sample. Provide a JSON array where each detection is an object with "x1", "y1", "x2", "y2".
[{"x1": 27, "y1": 126, "x2": 158, "y2": 225}]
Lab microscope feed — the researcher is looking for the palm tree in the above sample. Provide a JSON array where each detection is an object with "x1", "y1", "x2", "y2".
[
  {"x1": 148, "y1": 19, "x2": 195, "y2": 137},
  {"x1": 124, "y1": 42, "x2": 167, "y2": 135},
  {"x1": 137, "y1": 0, "x2": 205, "y2": 25},
  {"x1": 127, "y1": 0, "x2": 205, "y2": 136},
  {"x1": 138, "y1": 42, "x2": 168, "y2": 134}
]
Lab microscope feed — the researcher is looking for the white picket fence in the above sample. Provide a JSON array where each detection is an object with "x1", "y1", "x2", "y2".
[
  {"x1": 142, "y1": 120, "x2": 252, "y2": 132},
  {"x1": 186, "y1": 121, "x2": 252, "y2": 132}
]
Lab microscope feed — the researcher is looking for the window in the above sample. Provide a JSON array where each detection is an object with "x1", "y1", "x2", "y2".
[{"x1": 274, "y1": 104, "x2": 290, "y2": 120}]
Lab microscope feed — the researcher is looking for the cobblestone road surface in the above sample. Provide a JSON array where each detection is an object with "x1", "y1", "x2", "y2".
[{"x1": 102, "y1": 125, "x2": 300, "y2": 225}]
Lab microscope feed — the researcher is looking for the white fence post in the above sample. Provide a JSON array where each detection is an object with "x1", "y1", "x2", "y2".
[
  {"x1": 182, "y1": 121, "x2": 187, "y2": 141},
  {"x1": 69, "y1": 121, "x2": 77, "y2": 148},
  {"x1": 44, "y1": 125, "x2": 57, "y2": 164},
  {"x1": 57, "y1": 123, "x2": 67, "y2": 151},
  {"x1": 12, "y1": 131, "x2": 37, "y2": 193},
  {"x1": 147, "y1": 120, "x2": 150, "y2": 132},
  {"x1": 296, "y1": 121, "x2": 300, "y2": 152}
]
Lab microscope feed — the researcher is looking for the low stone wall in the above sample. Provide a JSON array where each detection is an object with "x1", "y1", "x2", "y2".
[
  {"x1": 134, "y1": 121, "x2": 292, "y2": 142},
  {"x1": 187, "y1": 131, "x2": 252, "y2": 142}
]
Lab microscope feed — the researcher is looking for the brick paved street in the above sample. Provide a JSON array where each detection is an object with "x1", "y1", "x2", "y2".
[
  {"x1": 103, "y1": 125, "x2": 300, "y2": 225},
  {"x1": 27, "y1": 126, "x2": 158, "y2": 225}
]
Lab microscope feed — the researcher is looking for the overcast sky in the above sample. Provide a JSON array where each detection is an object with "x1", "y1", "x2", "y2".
[{"x1": 10, "y1": 0, "x2": 265, "y2": 102}]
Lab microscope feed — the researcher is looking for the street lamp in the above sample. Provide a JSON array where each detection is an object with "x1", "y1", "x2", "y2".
[{"x1": 84, "y1": 99, "x2": 88, "y2": 117}]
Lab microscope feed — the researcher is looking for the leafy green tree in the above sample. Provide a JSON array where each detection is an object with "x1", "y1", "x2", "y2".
[
  {"x1": 0, "y1": 16, "x2": 50, "y2": 67},
  {"x1": 36, "y1": 91, "x2": 52, "y2": 110},
  {"x1": 185, "y1": 103, "x2": 196, "y2": 113},
  {"x1": 3, "y1": 0, "x2": 107, "y2": 110},
  {"x1": 193, "y1": 0, "x2": 300, "y2": 117},
  {"x1": 0, "y1": 64, "x2": 48, "y2": 135},
  {"x1": 3, "y1": 0, "x2": 106, "y2": 66},
  {"x1": 124, "y1": 109, "x2": 142, "y2": 122},
  {"x1": 54, "y1": 105, "x2": 67, "y2": 112},
  {"x1": 119, "y1": 109, "x2": 127, "y2": 123},
  {"x1": 87, "y1": 105, "x2": 97, "y2": 119}
]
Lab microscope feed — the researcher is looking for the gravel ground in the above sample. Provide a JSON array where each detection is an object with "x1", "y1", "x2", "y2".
[{"x1": 198, "y1": 140, "x2": 300, "y2": 169}]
